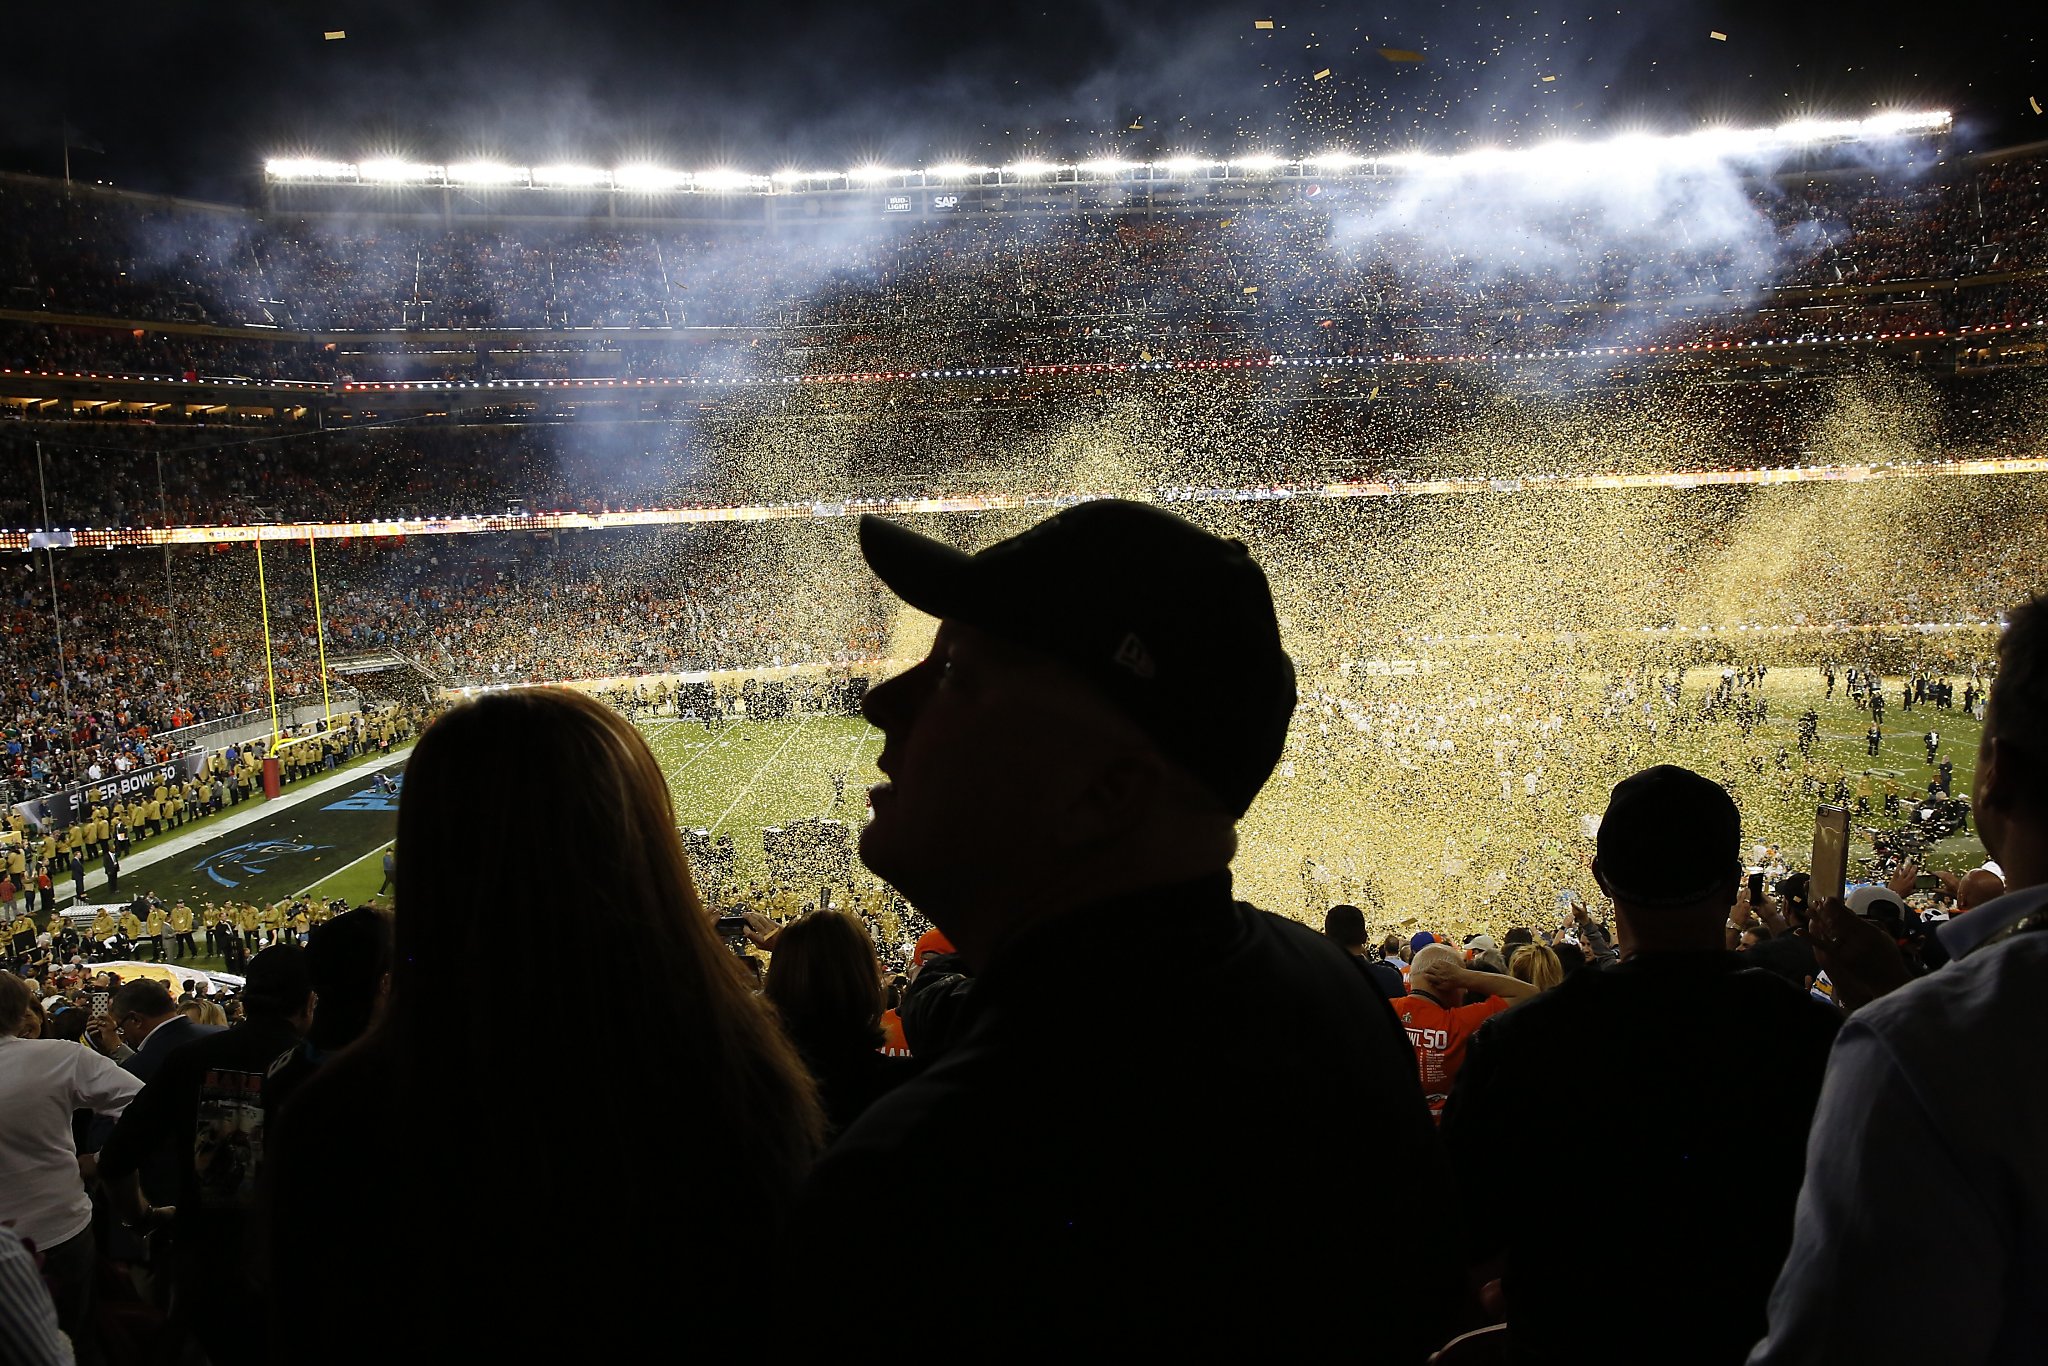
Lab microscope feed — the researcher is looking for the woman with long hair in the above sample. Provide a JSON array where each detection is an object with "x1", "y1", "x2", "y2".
[
  {"x1": 763, "y1": 910, "x2": 920, "y2": 1136},
  {"x1": 1509, "y1": 942, "x2": 1565, "y2": 992},
  {"x1": 266, "y1": 688, "x2": 823, "y2": 1361}
]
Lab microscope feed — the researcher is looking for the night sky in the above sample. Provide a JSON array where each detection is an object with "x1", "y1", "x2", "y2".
[{"x1": 1, "y1": 0, "x2": 2038, "y2": 200}]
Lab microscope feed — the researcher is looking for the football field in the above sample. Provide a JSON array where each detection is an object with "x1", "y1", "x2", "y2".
[
  {"x1": 134, "y1": 670, "x2": 1983, "y2": 956},
  {"x1": 645, "y1": 714, "x2": 886, "y2": 873}
]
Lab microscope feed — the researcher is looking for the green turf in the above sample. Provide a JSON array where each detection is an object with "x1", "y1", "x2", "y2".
[
  {"x1": 57, "y1": 743, "x2": 414, "y2": 901},
  {"x1": 133, "y1": 674, "x2": 1983, "y2": 935},
  {"x1": 301, "y1": 845, "x2": 394, "y2": 906},
  {"x1": 117, "y1": 754, "x2": 407, "y2": 909},
  {"x1": 643, "y1": 714, "x2": 884, "y2": 876}
]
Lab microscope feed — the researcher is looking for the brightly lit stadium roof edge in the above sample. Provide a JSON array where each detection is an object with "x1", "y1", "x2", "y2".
[{"x1": 265, "y1": 110, "x2": 1951, "y2": 194}]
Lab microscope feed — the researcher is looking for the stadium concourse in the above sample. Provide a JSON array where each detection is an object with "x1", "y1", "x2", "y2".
[{"x1": 1, "y1": 108, "x2": 2045, "y2": 1364}]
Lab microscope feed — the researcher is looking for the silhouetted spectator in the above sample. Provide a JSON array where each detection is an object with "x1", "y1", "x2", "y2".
[
  {"x1": 791, "y1": 501, "x2": 1458, "y2": 1357},
  {"x1": 1442, "y1": 766, "x2": 1841, "y2": 1366}
]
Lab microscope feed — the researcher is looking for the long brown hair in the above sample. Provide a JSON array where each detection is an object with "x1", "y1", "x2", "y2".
[
  {"x1": 382, "y1": 687, "x2": 822, "y2": 1222},
  {"x1": 764, "y1": 910, "x2": 886, "y2": 1055}
]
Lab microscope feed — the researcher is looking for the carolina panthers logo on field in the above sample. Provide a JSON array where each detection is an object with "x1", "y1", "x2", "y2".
[
  {"x1": 324, "y1": 771, "x2": 404, "y2": 813},
  {"x1": 194, "y1": 840, "x2": 336, "y2": 889}
]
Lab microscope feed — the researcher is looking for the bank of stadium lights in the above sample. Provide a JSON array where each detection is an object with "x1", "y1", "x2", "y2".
[{"x1": 264, "y1": 110, "x2": 1949, "y2": 192}]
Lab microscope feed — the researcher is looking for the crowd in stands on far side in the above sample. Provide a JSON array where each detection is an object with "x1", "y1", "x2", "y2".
[
  {"x1": 4, "y1": 502, "x2": 2041, "y2": 1364},
  {"x1": 0, "y1": 151, "x2": 2041, "y2": 382},
  {"x1": 6, "y1": 362, "x2": 2047, "y2": 533}
]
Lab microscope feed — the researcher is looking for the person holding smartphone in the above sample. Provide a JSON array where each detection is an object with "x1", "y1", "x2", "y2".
[{"x1": 1754, "y1": 596, "x2": 2048, "y2": 1365}]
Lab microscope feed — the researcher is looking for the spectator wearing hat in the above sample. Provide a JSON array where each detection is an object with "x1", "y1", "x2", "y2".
[
  {"x1": 1441, "y1": 765, "x2": 1841, "y2": 1366},
  {"x1": 1753, "y1": 595, "x2": 2048, "y2": 1365},
  {"x1": 790, "y1": 501, "x2": 1458, "y2": 1357},
  {"x1": 92, "y1": 945, "x2": 318, "y2": 1366}
]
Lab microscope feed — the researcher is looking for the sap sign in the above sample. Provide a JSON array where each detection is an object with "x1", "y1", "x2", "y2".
[
  {"x1": 931, "y1": 194, "x2": 961, "y2": 211},
  {"x1": 884, "y1": 195, "x2": 912, "y2": 213}
]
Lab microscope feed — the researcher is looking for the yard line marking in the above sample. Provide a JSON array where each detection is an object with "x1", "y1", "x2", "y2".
[
  {"x1": 292, "y1": 842, "x2": 389, "y2": 899},
  {"x1": 660, "y1": 716, "x2": 731, "y2": 785},
  {"x1": 819, "y1": 722, "x2": 881, "y2": 816},
  {"x1": 709, "y1": 713, "x2": 814, "y2": 835}
]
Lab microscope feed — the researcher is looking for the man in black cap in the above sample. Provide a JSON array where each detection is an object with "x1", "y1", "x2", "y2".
[
  {"x1": 93, "y1": 945, "x2": 317, "y2": 1366},
  {"x1": 791, "y1": 500, "x2": 1457, "y2": 1356},
  {"x1": 1439, "y1": 765, "x2": 1840, "y2": 1366}
]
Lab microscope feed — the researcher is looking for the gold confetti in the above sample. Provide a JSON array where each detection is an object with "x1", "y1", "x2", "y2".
[
  {"x1": 1709, "y1": 30, "x2": 1728, "y2": 40},
  {"x1": 1254, "y1": 18, "x2": 1275, "y2": 28},
  {"x1": 1313, "y1": 68, "x2": 1333, "y2": 80}
]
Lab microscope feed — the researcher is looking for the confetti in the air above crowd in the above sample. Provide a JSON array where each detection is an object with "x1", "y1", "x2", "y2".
[{"x1": 5, "y1": 131, "x2": 2046, "y2": 927}]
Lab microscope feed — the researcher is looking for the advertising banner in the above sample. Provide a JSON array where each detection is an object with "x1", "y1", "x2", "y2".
[{"x1": 13, "y1": 748, "x2": 207, "y2": 831}]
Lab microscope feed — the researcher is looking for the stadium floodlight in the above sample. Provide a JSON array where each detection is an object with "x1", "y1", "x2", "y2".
[
  {"x1": 357, "y1": 159, "x2": 437, "y2": 183},
  {"x1": 1864, "y1": 108, "x2": 1951, "y2": 135},
  {"x1": 1079, "y1": 157, "x2": 1137, "y2": 175},
  {"x1": 693, "y1": 168, "x2": 766, "y2": 193},
  {"x1": 1772, "y1": 117, "x2": 1861, "y2": 146},
  {"x1": 1230, "y1": 153, "x2": 1285, "y2": 172},
  {"x1": 446, "y1": 161, "x2": 525, "y2": 186},
  {"x1": 1304, "y1": 150, "x2": 1364, "y2": 169},
  {"x1": 771, "y1": 168, "x2": 827, "y2": 183},
  {"x1": 846, "y1": 164, "x2": 905, "y2": 183},
  {"x1": 532, "y1": 163, "x2": 610, "y2": 187},
  {"x1": 265, "y1": 157, "x2": 354, "y2": 180},
  {"x1": 1003, "y1": 159, "x2": 1057, "y2": 177},
  {"x1": 928, "y1": 162, "x2": 992, "y2": 178},
  {"x1": 613, "y1": 163, "x2": 689, "y2": 191},
  {"x1": 1153, "y1": 155, "x2": 1211, "y2": 174}
]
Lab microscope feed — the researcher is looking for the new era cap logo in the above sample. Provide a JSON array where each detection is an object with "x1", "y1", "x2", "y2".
[{"x1": 1113, "y1": 632, "x2": 1157, "y2": 679}]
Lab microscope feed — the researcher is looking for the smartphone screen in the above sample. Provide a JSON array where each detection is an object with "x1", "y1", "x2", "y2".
[
  {"x1": 1747, "y1": 871, "x2": 1766, "y2": 905},
  {"x1": 1810, "y1": 805, "x2": 1852, "y2": 906},
  {"x1": 88, "y1": 990, "x2": 111, "y2": 1021}
]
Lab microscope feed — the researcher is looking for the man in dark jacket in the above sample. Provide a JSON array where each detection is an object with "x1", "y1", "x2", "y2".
[
  {"x1": 94, "y1": 946, "x2": 316, "y2": 1366},
  {"x1": 791, "y1": 501, "x2": 1458, "y2": 1359},
  {"x1": 1441, "y1": 766, "x2": 1841, "y2": 1366}
]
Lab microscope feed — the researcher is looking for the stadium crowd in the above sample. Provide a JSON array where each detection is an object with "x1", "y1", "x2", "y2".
[
  {"x1": 1, "y1": 502, "x2": 2040, "y2": 1365},
  {"x1": 6, "y1": 363, "x2": 2047, "y2": 532},
  {"x1": 1, "y1": 134, "x2": 2045, "y2": 1366},
  {"x1": 0, "y1": 147, "x2": 2043, "y2": 387}
]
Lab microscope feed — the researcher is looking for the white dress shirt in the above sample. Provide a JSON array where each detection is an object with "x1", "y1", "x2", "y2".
[
  {"x1": 1937, "y1": 882, "x2": 2048, "y2": 962},
  {"x1": 1749, "y1": 925, "x2": 2048, "y2": 1365},
  {"x1": 0, "y1": 1037, "x2": 144, "y2": 1248}
]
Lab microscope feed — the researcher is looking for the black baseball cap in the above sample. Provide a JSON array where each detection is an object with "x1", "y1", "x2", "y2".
[
  {"x1": 859, "y1": 499, "x2": 1297, "y2": 818},
  {"x1": 1595, "y1": 765, "x2": 1742, "y2": 906},
  {"x1": 241, "y1": 944, "x2": 314, "y2": 1013}
]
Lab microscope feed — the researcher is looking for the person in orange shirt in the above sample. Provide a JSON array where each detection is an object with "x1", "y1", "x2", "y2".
[
  {"x1": 879, "y1": 926, "x2": 956, "y2": 1056},
  {"x1": 1388, "y1": 942, "x2": 1539, "y2": 1121}
]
